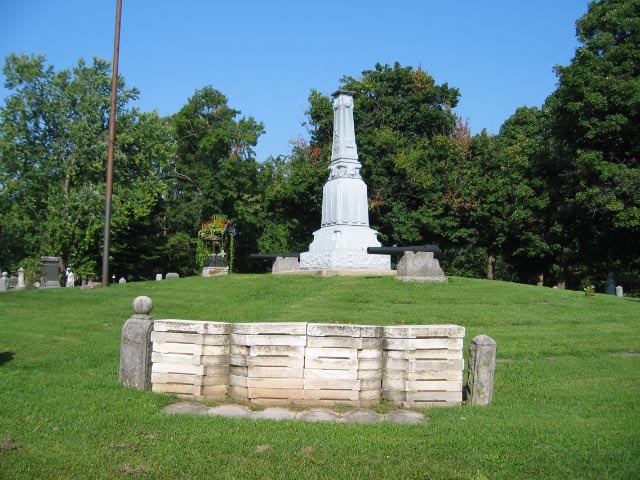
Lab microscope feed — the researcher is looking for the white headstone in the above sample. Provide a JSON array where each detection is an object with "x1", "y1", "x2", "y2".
[
  {"x1": 119, "y1": 277, "x2": 127, "y2": 284},
  {"x1": 0, "y1": 272, "x2": 9, "y2": 291},
  {"x1": 16, "y1": 268, "x2": 26, "y2": 290},
  {"x1": 66, "y1": 271, "x2": 75, "y2": 288},
  {"x1": 155, "y1": 273, "x2": 163, "y2": 281},
  {"x1": 616, "y1": 285, "x2": 624, "y2": 297},
  {"x1": 300, "y1": 91, "x2": 390, "y2": 270}
]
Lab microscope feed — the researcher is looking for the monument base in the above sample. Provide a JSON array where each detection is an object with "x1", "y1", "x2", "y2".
[
  {"x1": 202, "y1": 267, "x2": 229, "y2": 277},
  {"x1": 396, "y1": 251, "x2": 447, "y2": 283},
  {"x1": 300, "y1": 225, "x2": 391, "y2": 270}
]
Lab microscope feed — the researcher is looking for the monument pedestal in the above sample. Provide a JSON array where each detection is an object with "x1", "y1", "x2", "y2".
[
  {"x1": 301, "y1": 225, "x2": 389, "y2": 270},
  {"x1": 300, "y1": 90, "x2": 390, "y2": 272}
]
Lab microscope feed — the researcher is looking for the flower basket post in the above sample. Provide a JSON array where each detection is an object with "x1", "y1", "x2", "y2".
[{"x1": 198, "y1": 216, "x2": 236, "y2": 277}]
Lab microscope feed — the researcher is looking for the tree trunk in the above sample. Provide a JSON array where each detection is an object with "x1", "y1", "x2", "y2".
[{"x1": 486, "y1": 253, "x2": 496, "y2": 280}]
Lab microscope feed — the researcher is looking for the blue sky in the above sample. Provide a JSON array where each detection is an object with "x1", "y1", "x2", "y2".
[{"x1": 1, "y1": 0, "x2": 590, "y2": 162}]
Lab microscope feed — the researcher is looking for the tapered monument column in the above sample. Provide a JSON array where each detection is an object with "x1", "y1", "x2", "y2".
[{"x1": 300, "y1": 91, "x2": 390, "y2": 270}]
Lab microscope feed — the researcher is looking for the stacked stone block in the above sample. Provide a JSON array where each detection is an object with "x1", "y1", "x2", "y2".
[
  {"x1": 382, "y1": 325, "x2": 465, "y2": 407},
  {"x1": 304, "y1": 324, "x2": 383, "y2": 407},
  {"x1": 229, "y1": 323, "x2": 307, "y2": 405},
  {"x1": 145, "y1": 320, "x2": 466, "y2": 408},
  {"x1": 150, "y1": 320, "x2": 231, "y2": 399}
]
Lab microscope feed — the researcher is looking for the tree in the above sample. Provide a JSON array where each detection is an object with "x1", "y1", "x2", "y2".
[
  {"x1": 472, "y1": 107, "x2": 563, "y2": 285},
  {"x1": 546, "y1": 0, "x2": 640, "y2": 288},
  {"x1": 304, "y1": 63, "x2": 484, "y2": 274},
  {"x1": 0, "y1": 54, "x2": 171, "y2": 279},
  {"x1": 166, "y1": 86, "x2": 265, "y2": 272}
]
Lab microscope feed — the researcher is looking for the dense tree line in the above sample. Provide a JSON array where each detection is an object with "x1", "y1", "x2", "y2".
[{"x1": 1, "y1": 0, "x2": 638, "y2": 292}]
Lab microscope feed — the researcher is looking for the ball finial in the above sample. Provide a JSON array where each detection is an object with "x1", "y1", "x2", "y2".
[{"x1": 132, "y1": 296, "x2": 153, "y2": 315}]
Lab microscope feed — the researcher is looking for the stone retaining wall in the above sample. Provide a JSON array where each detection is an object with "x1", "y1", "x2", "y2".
[{"x1": 150, "y1": 320, "x2": 464, "y2": 408}]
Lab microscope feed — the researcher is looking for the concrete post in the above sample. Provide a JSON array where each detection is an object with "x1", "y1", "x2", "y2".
[
  {"x1": 467, "y1": 335, "x2": 497, "y2": 406},
  {"x1": 119, "y1": 296, "x2": 154, "y2": 390}
]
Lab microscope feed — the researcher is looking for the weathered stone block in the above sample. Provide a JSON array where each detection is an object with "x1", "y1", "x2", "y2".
[
  {"x1": 383, "y1": 337, "x2": 463, "y2": 351},
  {"x1": 396, "y1": 251, "x2": 447, "y2": 283},
  {"x1": 307, "y1": 323, "x2": 382, "y2": 338},
  {"x1": 247, "y1": 366, "x2": 304, "y2": 378},
  {"x1": 119, "y1": 297, "x2": 154, "y2": 390},
  {"x1": 231, "y1": 334, "x2": 307, "y2": 347},
  {"x1": 383, "y1": 325, "x2": 465, "y2": 339},
  {"x1": 154, "y1": 320, "x2": 232, "y2": 335},
  {"x1": 466, "y1": 335, "x2": 497, "y2": 406},
  {"x1": 233, "y1": 322, "x2": 307, "y2": 335},
  {"x1": 246, "y1": 356, "x2": 304, "y2": 368}
]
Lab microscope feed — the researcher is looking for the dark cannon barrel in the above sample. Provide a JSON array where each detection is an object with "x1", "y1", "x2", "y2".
[
  {"x1": 367, "y1": 245, "x2": 441, "y2": 257},
  {"x1": 249, "y1": 253, "x2": 300, "y2": 260}
]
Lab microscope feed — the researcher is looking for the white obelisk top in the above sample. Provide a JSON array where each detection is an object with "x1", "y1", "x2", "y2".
[{"x1": 331, "y1": 90, "x2": 359, "y2": 164}]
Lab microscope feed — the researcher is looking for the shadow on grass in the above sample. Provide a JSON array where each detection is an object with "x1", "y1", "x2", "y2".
[{"x1": 0, "y1": 351, "x2": 15, "y2": 366}]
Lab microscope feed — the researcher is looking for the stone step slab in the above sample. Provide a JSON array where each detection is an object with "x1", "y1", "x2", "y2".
[
  {"x1": 248, "y1": 345, "x2": 305, "y2": 357},
  {"x1": 247, "y1": 366, "x2": 304, "y2": 378},
  {"x1": 304, "y1": 378, "x2": 381, "y2": 391},
  {"x1": 231, "y1": 334, "x2": 307, "y2": 347},
  {"x1": 303, "y1": 368, "x2": 381, "y2": 380},
  {"x1": 151, "y1": 372, "x2": 228, "y2": 387},
  {"x1": 151, "y1": 331, "x2": 228, "y2": 346},
  {"x1": 383, "y1": 337, "x2": 463, "y2": 351},
  {"x1": 153, "y1": 342, "x2": 229, "y2": 356},
  {"x1": 233, "y1": 322, "x2": 307, "y2": 335},
  {"x1": 383, "y1": 358, "x2": 464, "y2": 371},
  {"x1": 383, "y1": 325, "x2": 465, "y2": 339},
  {"x1": 154, "y1": 320, "x2": 232, "y2": 335},
  {"x1": 382, "y1": 379, "x2": 463, "y2": 392},
  {"x1": 151, "y1": 352, "x2": 230, "y2": 366},
  {"x1": 383, "y1": 369, "x2": 463, "y2": 381},
  {"x1": 248, "y1": 387, "x2": 304, "y2": 400},
  {"x1": 384, "y1": 349, "x2": 463, "y2": 360},
  {"x1": 307, "y1": 324, "x2": 382, "y2": 338},
  {"x1": 152, "y1": 362, "x2": 230, "y2": 376},
  {"x1": 306, "y1": 336, "x2": 381, "y2": 349}
]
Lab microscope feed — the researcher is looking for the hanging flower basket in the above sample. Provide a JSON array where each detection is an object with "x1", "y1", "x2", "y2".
[{"x1": 196, "y1": 215, "x2": 237, "y2": 271}]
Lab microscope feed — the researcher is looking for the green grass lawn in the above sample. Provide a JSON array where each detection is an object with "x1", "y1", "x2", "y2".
[{"x1": 0, "y1": 275, "x2": 638, "y2": 479}]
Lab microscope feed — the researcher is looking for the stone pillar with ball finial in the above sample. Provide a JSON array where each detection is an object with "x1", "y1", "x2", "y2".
[{"x1": 119, "y1": 296, "x2": 154, "y2": 390}]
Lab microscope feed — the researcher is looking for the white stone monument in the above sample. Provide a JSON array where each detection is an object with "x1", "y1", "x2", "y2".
[{"x1": 300, "y1": 91, "x2": 390, "y2": 271}]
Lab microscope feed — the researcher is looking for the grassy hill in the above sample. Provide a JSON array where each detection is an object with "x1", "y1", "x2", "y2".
[{"x1": 0, "y1": 275, "x2": 638, "y2": 479}]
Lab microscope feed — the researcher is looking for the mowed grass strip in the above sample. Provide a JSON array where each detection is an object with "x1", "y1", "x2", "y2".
[{"x1": 0, "y1": 275, "x2": 638, "y2": 479}]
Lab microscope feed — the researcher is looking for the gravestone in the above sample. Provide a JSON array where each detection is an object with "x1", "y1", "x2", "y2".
[
  {"x1": 165, "y1": 272, "x2": 180, "y2": 280},
  {"x1": 300, "y1": 91, "x2": 390, "y2": 271},
  {"x1": 40, "y1": 256, "x2": 61, "y2": 288},
  {"x1": 16, "y1": 268, "x2": 26, "y2": 290},
  {"x1": 0, "y1": 272, "x2": 9, "y2": 291},
  {"x1": 66, "y1": 271, "x2": 75, "y2": 288},
  {"x1": 605, "y1": 272, "x2": 616, "y2": 295},
  {"x1": 616, "y1": 286, "x2": 624, "y2": 297},
  {"x1": 155, "y1": 274, "x2": 163, "y2": 281},
  {"x1": 119, "y1": 277, "x2": 127, "y2": 284}
]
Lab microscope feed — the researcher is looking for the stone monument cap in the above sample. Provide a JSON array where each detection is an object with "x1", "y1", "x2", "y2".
[
  {"x1": 132, "y1": 296, "x2": 153, "y2": 315},
  {"x1": 332, "y1": 89, "x2": 355, "y2": 98}
]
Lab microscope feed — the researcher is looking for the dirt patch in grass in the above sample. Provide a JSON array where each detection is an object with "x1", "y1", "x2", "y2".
[{"x1": 122, "y1": 464, "x2": 148, "y2": 475}]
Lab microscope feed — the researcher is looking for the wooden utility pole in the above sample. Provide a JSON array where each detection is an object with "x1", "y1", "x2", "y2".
[{"x1": 102, "y1": 0, "x2": 122, "y2": 286}]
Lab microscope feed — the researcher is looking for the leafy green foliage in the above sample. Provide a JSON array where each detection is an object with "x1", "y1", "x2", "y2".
[
  {"x1": 545, "y1": 0, "x2": 640, "y2": 288},
  {"x1": 0, "y1": 54, "x2": 172, "y2": 279}
]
